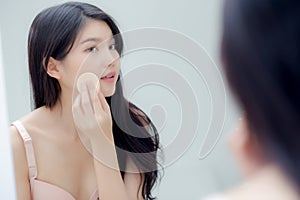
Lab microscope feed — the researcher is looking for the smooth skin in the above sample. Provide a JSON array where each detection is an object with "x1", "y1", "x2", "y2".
[{"x1": 11, "y1": 19, "x2": 144, "y2": 200}]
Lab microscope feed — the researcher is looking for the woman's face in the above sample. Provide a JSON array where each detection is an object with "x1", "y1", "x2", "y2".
[{"x1": 57, "y1": 19, "x2": 120, "y2": 97}]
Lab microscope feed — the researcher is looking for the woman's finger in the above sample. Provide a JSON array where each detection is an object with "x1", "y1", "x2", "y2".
[
  {"x1": 96, "y1": 86, "x2": 110, "y2": 113},
  {"x1": 93, "y1": 89, "x2": 103, "y2": 116},
  {"x1": 72, "y1": 94, "x2": 84, "y2": 123},
  {"x1": 80, "y1": 82, "x2": 94, "y2": 115}
]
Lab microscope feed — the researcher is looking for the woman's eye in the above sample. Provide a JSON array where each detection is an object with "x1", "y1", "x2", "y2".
[
  {"x1": 88, "y1": 46, "x2": 98, "y2": 52},
  {"x1": 109, "y1": 44, "x2": 116, "y2": 50}
]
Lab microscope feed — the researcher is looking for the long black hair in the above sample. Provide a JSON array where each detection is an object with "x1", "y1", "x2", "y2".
[
  {"x1": 222, "y1": 0, "x2": 300, "y2": 190},
  {"x1": 28, "y1": 2, "x2": 160, "y2": 199}
]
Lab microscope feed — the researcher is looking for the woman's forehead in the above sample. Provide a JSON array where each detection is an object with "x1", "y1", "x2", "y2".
[{"x1": 75, "y1": 19, "x2": 113, "y2": 46}]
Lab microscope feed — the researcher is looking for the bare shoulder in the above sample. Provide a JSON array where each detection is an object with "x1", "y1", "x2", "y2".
[
  {"x1": 10, "y1": 125, "x2": 27, "y2": 167},
  {"x1": 10, "y1": 126, "x2": 31, "y2": 200},
  {"x1": 9, "y1": 107, "x2": 48, "y2": 180},
  {"x1": 15, "y1": 107, "x2": 56, "y2": 140},
  {"x1": 10, "y1": 107, "x2": 58, "y2": 200},
  {"x1": 19, "y1": 106, "x2": 50, "y2": 129},
  {"x1": 9, "y1": 126, "x2": 26, "y2": 160}
]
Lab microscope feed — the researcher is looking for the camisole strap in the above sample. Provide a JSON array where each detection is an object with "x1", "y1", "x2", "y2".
[{"x1": 11, "y1": 120, "x2": 38, "y2": 179}]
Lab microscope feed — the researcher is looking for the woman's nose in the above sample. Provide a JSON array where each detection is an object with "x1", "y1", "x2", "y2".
[{"x1": 99, "y1": 48, "x2": 118, "y2": 68}]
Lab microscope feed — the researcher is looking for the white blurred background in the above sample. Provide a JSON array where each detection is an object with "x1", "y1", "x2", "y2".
[{"x1": 0, "y1": 0, "x2": 241, "y2": 199}]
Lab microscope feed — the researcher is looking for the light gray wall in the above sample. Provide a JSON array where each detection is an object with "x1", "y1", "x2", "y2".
[
  {"x1": 0, "y1": 32, "x2": 17, "y2": 200},
  {"x1": 0, "y1": 0, "x2": 241, "y2": 199}
]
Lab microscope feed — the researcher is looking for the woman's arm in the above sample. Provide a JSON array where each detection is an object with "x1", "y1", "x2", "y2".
[
  {"x1": 91, "y1": 144, "x2": 144, "y2": 200},
  {"x1": 124, "y1": 158, "x2": 144, "y2": 200},
  {"x1": 10, "y1": 126, "x2": 31, "y2": 200},
  {"x1": 73, "y1": 82, "x2": 144, "y2": 200}
]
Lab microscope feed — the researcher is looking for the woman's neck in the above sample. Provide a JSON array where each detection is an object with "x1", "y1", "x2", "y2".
[{"x1": 47, "y1": 90, "x2": 78, "y2": 138}]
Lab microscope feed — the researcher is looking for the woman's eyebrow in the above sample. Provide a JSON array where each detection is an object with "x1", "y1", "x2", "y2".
[
  {"x1": 80, "y1": 36, "x2": 114, "y2": 45},
  {"x1": 80, "y1": 37, "x2": 101, "y2": 44}
]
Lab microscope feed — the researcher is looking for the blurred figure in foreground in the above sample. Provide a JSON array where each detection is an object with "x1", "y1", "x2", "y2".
[{"x1": 204, "y1": 0, "x2": 300, "y2": 199}]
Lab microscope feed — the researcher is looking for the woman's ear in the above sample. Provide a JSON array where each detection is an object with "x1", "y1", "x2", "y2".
[
  {"x1": 227, "y1": 116, "x2": 266, "y2": 178},
  {"x1": 46, "y1": 57, "x2": 62, "y2": 79}
]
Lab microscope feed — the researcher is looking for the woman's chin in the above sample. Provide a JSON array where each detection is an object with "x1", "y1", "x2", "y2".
[{"x1": 102, "y1": 88, "x2": 116, "y2": 97}]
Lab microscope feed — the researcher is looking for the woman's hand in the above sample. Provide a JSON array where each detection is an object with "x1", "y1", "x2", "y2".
[
  {"x1": 72, "y1": 78, "x2": 141, "y2": 200},
  {"x1": 72, "y1": 80, "x2": 114, "y2": 143}
]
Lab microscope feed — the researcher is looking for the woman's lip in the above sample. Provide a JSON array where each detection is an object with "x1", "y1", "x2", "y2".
[
  {"x1": 100, "y1": 72, "x2": 116, "y2": 82},
  {"x1": 101, "y1": 77, "x2": 115, "y2": 82},
  {"x1": 101, "y1": 71, "x2": 116, "y2": 79}
]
